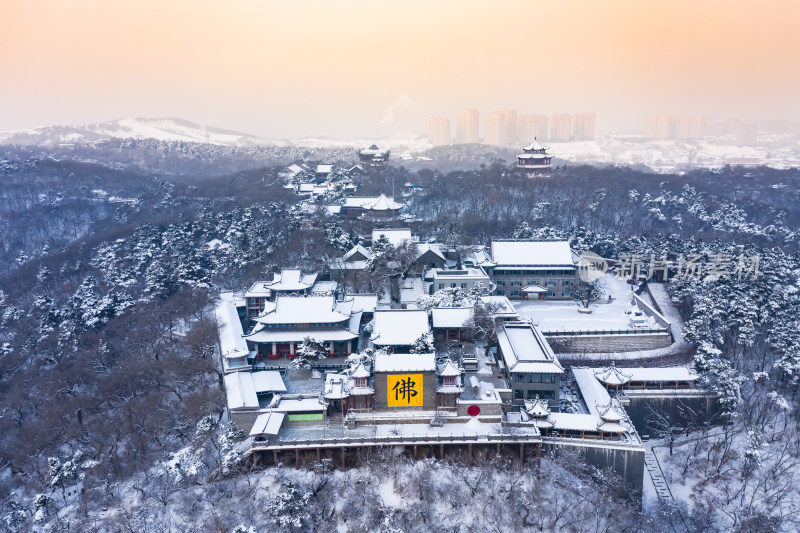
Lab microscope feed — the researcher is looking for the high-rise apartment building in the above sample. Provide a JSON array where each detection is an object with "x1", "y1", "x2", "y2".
[
  {"x1": 572, "y1": 113, "x2": 596, "y2": 141},
  {"x1": 550, "y1": 114, "x2": 572, "y2": 141},
  {"x1": 500, "y1": 109, "x2": 518, "y2": 145},
  {"x1": 644, "y1": 114, "x2": 672, "y2": 139},
  {"x1": 456, "y1": 109, "x2": 480, "y2": 144},
  {"x1": 428, "y1": 117, "x2": 451, "y2": 146},
  {"x1": 484, "y1": 112, "x2": 507, "y2": 146},
  {"x1": 518, "y1": 114, "x2": 549, "y2": 142},
  {"x1": 736, "y1": 121, "x2": 758, "y2": 146},
  {"x1": 676, "y1": 114, "x2": 704, "y2": 139}
]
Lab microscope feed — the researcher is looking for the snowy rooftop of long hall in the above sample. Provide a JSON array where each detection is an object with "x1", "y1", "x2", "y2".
[
  {"x1": 490, "y1": 240, "x2": 575, "y2": 267},
  {"x1": 496, "y1": 322, "x2": 563, "y2": 374},
  {"x1": 215, "y1": 296, "x2": 249, "y2": 360},
  {"x1": 253, "y1": 295, "x2": 351, "y2": 325},
  {"x1": 431, "y1": 267, "x2": 489, "y2": 280},
  {"x1": 601, "y1": 366, "x2": 699, "y2": 384},
  {"x1": 373, "y1": 352, "x2": 436, "y2": 373},
  {"x1": 370, "y1": 309, "x2": 430, "y2": 346},
  {"x1": 571, "y1": 368, "x2": 631, "y2": 432}
]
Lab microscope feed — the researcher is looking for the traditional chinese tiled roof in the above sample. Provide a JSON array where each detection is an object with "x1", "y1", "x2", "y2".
[{"x1": 594, "y1": 363, "x2": 633, "y2": 386}]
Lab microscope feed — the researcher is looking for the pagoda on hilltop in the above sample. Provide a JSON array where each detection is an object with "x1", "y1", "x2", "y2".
[
  {"x1": 516, "y1": 138, "x2": 553, "y2": 177},
  {"x1": 358, "y1": 144, "x2": 390, "y2": 168}
]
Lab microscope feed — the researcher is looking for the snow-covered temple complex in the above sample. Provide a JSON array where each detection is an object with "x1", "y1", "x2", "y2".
[{"x1": 214, "y1": 230, "x2": 714, "y2": 494}]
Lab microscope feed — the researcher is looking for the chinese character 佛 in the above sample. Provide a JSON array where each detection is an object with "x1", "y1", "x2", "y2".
[{"x1": 392, "y1": 378, "x2": 418, "y2": 404}]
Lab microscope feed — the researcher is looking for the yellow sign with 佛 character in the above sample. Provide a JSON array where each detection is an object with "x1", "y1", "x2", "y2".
[{"x1": 386, "y1": 374, "x2": 423, "y2": 407}]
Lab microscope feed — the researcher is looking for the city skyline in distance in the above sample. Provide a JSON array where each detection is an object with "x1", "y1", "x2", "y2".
[{"x1": 2, "y1": 1, "x2": 799, "y2": 140}]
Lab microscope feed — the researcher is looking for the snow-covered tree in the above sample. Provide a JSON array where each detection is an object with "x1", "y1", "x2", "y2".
[
  {"x1": 410, "y1": 332, "x2": 434, "y2": 354},
  {"x1": 291, "y1": 337, "x2": 327, "y2": 369},
  {"x1": 266, "y1": 480, "x2": 312, "y2": 532}
]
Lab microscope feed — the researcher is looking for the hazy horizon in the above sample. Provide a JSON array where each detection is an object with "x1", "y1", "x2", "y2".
[{"x1": 2, "y1": 0, "x2": 799, "y2": 139}]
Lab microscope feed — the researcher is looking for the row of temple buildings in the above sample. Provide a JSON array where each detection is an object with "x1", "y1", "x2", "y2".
[{"x1": 215, "y1": 233, "x2": 711, "y2": 490}]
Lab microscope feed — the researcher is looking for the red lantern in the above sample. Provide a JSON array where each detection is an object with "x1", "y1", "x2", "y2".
[{"x1": 467, "y1": 405, "x2": 480, "y2": 417}]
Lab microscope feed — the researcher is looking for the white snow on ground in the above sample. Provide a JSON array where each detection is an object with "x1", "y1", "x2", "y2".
[
  {"x1": 513, "y1": 275, "x2": 642, "y2": 333},
  {"x1": 549, "y1": 134, "x2": 800, "y2": 172},
  {"x1": 543, "y1": 281, "x2": 693, "y2": 363},
  {"x1": 378, "y1": 479, "x2": 403, "y2": 508}
]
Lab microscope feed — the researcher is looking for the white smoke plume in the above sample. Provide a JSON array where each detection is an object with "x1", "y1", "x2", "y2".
[{"x1": 379, "y1": 94, "x2": 412, "y2": 126}]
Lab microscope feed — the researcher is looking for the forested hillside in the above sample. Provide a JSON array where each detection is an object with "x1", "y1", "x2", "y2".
[{"x1": 2, "y1": 143, "x2": 800, "y2": 531}]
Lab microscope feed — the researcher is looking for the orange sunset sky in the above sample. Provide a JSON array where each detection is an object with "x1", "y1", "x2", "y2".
[{"x1": 1, "y1": 0, "x2": 799, "y2": 138}]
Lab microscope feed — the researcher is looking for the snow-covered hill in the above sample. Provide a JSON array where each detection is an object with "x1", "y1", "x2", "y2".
[
  {"x1": 0, "y1": 118, "x2": 274, "y2": 147},
  {"x1": 3, "y1": 118, "x2": 799, "y2": 172}
]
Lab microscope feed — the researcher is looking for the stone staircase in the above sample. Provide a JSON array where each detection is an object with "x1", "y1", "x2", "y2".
[{"x1": 645, "y1": 450, "x2": 673, "y2": 501}]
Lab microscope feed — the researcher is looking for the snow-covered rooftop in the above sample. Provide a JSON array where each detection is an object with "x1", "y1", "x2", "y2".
[
  {"x1": 613, "y1": 366, "x2": 698, "y2": 384},
  {"x1": 490, "y1": 240, "x2": 575, "y2": 267},
  {"x1": 251, "y1": 371, "x2": 287, "y2": 393},
  {"x1": 342, "y1": 244, "x2": 372, "y2": 262},
  {"x1": 316, "y1": 164, "x2": 334, "y2": 174},
  {"x1": 374, "y1": 352, "x2": 436, "y2": 373},
  {"x1": 496, "y1": 322, "x2": 563, "y2": 374},
  {"x1": 372, "y1": 228, "x2": 413, "y2": 246},
  {"x1": 522, "y1": 139, "x2": 549, "y2": 151},
  {"x1": 224, "y1": 371, "x2": 259, "y2": 410},
  {"x1": 431, "y1": 267, "x2": 489, "y2": 281},
  {"x1": 253, "y1": 295, "x2": 351, "y2": 325},
  {"x1": 274, "y1": 396, "x2": 326, "y2": 413},
  {"x1": 572, "y1": 367, "x2": 631, "y2": 432},
  {"x1": 215, "y1": 299, "x2": 249, "y2": 361},
  {"x1": 359, "y1": 144, "x2": 388, "y2": 155},
  {"x1": 343, "y1": 293, "x2": 379, "y2": 314},
  {"x1": 245, "y1": 281, "x2": 272, "y2": 298},
  {"x1": 438, "y1": 359, "x2": 462, "y2": 377},
  {"x1": 249, "y1": 412, "x2": 285, "y2": 437},
  {"x1": 343, "y1": 195, "x2": 403, "y2": 211},
  {"x1": 479, "y1": 296, "x2": 518, "y2": 318},
  {"x1": 371, "y1": 309, "x2": 430, "y2": 346},
  {"x1": 245, "y1": 326, "x2": 358, "y2": 344},
  {"x1": 350, "y1": 362, "x2": 371, "y2": 379},
  {"x1": 399, "y1": 277, "x2": 425, "y2": 305},
  {"x1": 266, "y1": 269, "x2": 317, "y2": 291},
  {"x1": 310, "y1": 280, "x2": 338, "y2": 294},
  {"x1": 431, "y1": 307, "x2": 474, "y2": 329},
  {"x1": 415, "y1": 243, "x2": 446, "y2": 261}
]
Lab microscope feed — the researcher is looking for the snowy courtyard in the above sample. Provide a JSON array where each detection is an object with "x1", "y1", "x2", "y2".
[{"x1": 512, "y1": 275, "x2": 660, "y2": 333}]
